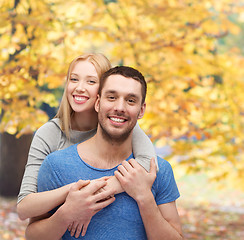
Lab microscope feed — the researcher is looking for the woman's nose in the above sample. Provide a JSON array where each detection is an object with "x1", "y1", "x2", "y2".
[{"x1": 76, "y1": 80, "x2": 85, "y2": 92}]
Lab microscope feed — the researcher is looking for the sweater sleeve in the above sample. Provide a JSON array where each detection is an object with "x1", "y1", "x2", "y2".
[
  {"x1": 132, "y1": 123, "x2": 159, "y2": 172},
  {"x1": 17, "y1": 120, "x2": 62, "y2": 203}
]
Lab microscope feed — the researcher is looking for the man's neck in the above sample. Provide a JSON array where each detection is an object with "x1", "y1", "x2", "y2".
[{"x1": 77, "y1": 130, "x2": 133, "y2": 169}]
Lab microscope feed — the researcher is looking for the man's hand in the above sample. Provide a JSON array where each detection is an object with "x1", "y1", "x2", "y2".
[
  {"x1": 114, "y1": 158, "x2": 157, "y2": 202},
  {"x1": 59, "y1": 178, "x2": 116, "y2": 237}
]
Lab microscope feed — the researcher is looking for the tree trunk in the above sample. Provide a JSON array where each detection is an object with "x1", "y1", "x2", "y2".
[{"x1": 0, "y1": 132, "x2": 32, "y2": 197}]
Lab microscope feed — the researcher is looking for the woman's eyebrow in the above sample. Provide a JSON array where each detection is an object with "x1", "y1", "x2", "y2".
[
  {"x1": 70, "y1": 73, "x2": 98, "y2": 78},
  {"x1": 87, "y1": 75, "x2": 98, "y2": 79},
  {"x1": 70, "y1": 73, "x2": 79, "y2": 77}
]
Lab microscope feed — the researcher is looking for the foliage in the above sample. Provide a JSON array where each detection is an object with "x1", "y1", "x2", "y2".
[
  {"x1": 1, "y1": 0, "x2": 244, "y2": 186},
  {"x1": 0, "y1": 0, "x2": 64, "y2": 136}
]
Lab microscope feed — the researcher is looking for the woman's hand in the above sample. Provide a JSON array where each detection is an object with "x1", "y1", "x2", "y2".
[
  {"x1": 68, "y1": 219, "x2": 91, "y2": 238},
  {"x1": 64, "y1": 177, "x2": 116, "y2": 237}
]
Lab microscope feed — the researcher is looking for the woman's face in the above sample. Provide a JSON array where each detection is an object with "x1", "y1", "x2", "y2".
[{"x1": 67, "y1": 60, "x2": 99, "y2": 114}]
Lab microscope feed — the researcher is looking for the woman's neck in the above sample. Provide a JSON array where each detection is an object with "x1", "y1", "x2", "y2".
[{"x1": 71, "y1": 111, "x2": 98, "y2": 132}]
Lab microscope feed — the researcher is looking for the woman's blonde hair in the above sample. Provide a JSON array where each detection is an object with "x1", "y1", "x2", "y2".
[{"x1": 55, "y1": 53, "x2": 112, "y2": 138}]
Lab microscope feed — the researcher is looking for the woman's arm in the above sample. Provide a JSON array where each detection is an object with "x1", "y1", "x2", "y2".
[
  {"x1": 25, "y1": 179, "x2": 116, "y2": 240},
  {"x1": 132, "y1": 122, "x2": 159, "y2": 172},
  {"x1": 17, "y1": 184, "x2": 73, "y2": 220},
  {"x1": 17, "y1": 120, "x2": 67, "y2": 220}
]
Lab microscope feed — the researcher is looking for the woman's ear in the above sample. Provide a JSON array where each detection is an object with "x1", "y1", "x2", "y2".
[{"x1": 94, "y1": 94, "x2": 100, "y2": 113}]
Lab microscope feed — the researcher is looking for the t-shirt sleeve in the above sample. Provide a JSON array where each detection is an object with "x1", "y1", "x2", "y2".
[
  {"x1": 17, "y1": 121, "x2": 61, "y2": 203},
  {"x1": 154, "y1": 158, "x2": 180, "y2": 205},
  {"x1": 132, "y1": 122, "x2": 159, "y2": 172},
  {"x1": 37, "y1": 155, "x2": 63, "y2": 215},
  {"x1": 37, "y1": 155, "x2": 59, "y2": 192}
]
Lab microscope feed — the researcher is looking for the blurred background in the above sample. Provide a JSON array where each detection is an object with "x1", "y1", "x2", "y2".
[{"x1": 1, "y1": 0, "x2": 244, "y2": 239}]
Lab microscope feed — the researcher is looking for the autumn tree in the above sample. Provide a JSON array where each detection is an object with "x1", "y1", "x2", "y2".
[
  {"x1": 90, "y1": 0, "x2": 244, "y2": 188},
  {"x1": 1, "y1": 0, "x2": 64, "y2": 136},
  {"x1": 0, "y1": 0, "x2": 70, "y2": 195},
  {"x1": 0, "y1": 0, "x2": 114, "y2": 195},
  {"x1": 1, "y1": 0, "x2": 244, "y2": 190}
]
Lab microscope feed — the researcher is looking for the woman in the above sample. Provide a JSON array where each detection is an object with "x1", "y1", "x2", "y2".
[{"x1": 17, "y1": 53, "x2": 157, "y2": 237}]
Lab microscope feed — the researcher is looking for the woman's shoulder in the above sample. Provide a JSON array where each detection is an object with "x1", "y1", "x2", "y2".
[
  {"x1": 35, "y1": 118, "x2": 62, "y2": 135},
  {"x1": 31, "y1": 118, "x2": 63, "y2": 150}
]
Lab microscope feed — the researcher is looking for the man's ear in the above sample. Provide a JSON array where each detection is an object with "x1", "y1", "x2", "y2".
[
  {"x1": 94, "y1": 94, "x2": 100, "y2": 113},
  {"x1": 138, "y1": 102, "x2": 146, "y2": 119}
]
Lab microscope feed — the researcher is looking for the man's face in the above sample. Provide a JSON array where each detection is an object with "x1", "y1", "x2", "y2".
[{"x1": 95, "y1": 74, "x2": 146, "y2": 142}]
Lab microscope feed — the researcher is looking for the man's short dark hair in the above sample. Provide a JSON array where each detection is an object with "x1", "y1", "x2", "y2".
[{"x1": 99, "y1": 66, "x2": 147, "y2": 104}]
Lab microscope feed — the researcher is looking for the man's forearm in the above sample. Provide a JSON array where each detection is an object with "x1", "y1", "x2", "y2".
[
  {"x1": 25, "y1": 207, "x2": 69, "y2": 240},
  {"x1": 137, "y1": 193, "x2": 183, "y2": 240}
]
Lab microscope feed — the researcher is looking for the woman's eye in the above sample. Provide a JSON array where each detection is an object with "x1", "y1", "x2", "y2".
[
  {"x1": 88, "y1": 80, "x2": 96, "y2": 84},
  {"x1": 70, "y1": 78, "x2": 78, "y2": 82}
]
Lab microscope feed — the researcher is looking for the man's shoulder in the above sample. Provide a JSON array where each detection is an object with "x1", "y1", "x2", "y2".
[
  {"x1": 50, "y1": 143, "x2": 77, "y2": 156},
  {"x1": 45, "y1": 144, "x2": 78, "y2": 164},
  {"x1": 155, "y1": 156, "x2": 176, "y2": 181},
  {"x1": 156, "y1": 156, "x2": 173, "y2": 171}
]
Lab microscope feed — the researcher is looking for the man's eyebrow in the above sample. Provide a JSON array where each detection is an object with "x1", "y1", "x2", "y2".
[
  {"x1": 104, "y1": 90, "x2": 139, "y2": 99},
  {"x1": 104, "y1": 90, "x2": 117, "y2": 94},
  {"x1": 127, "y1": 93, "x2": 139, "y2": 99}
]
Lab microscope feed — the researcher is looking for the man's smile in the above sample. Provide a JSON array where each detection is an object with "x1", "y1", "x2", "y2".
[{"x1": 108, "y1": 116, "x2": 128, "y2": 125}]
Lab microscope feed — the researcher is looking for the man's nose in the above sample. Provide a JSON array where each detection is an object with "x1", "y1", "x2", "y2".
[{"x1": 114, "y1": 98, "x2": 125, "y2": 112}]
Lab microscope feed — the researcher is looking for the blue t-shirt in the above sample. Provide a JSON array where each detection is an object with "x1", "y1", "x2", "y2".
[{"x1": 38, "y1": 144, "x2": 180, "y2": 239}]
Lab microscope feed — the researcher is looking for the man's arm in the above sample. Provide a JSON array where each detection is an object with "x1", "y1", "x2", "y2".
[
  {"x1": 115, "y1": 158, "x2": 183, "y2": 240},
  {"x1": 136, "y1": 192, "x2": 183, "y2": 239},
  {"x1": 25, "y1": 179, "x2": 116, "y2": 240}
]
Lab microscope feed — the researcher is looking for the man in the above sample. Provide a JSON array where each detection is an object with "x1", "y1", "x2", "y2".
[{"x1": 26, "y1": 66, "x2": 183, "y2": 239}]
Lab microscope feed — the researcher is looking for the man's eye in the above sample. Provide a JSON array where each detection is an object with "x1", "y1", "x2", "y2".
[
  {"x1": 128, "y1": 99, "x2": 136, "y2": 103},
  {"x1": 107, "y1": 96, "x2": 115, "y2": 100}
]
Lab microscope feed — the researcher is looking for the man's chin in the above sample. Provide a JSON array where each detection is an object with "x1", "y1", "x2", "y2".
[{"x1": 101, "y1": 129, "x2": 131, "y2": 142}]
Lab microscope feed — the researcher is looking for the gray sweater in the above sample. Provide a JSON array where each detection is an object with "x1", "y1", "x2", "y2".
[{"x1": 18, "y1": 118, "x2": 157, "y2": 203}]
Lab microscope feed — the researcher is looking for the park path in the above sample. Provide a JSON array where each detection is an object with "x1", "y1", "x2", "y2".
[{"x1": 1, "y1": 196, "x2": 244, "y2": 240}]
